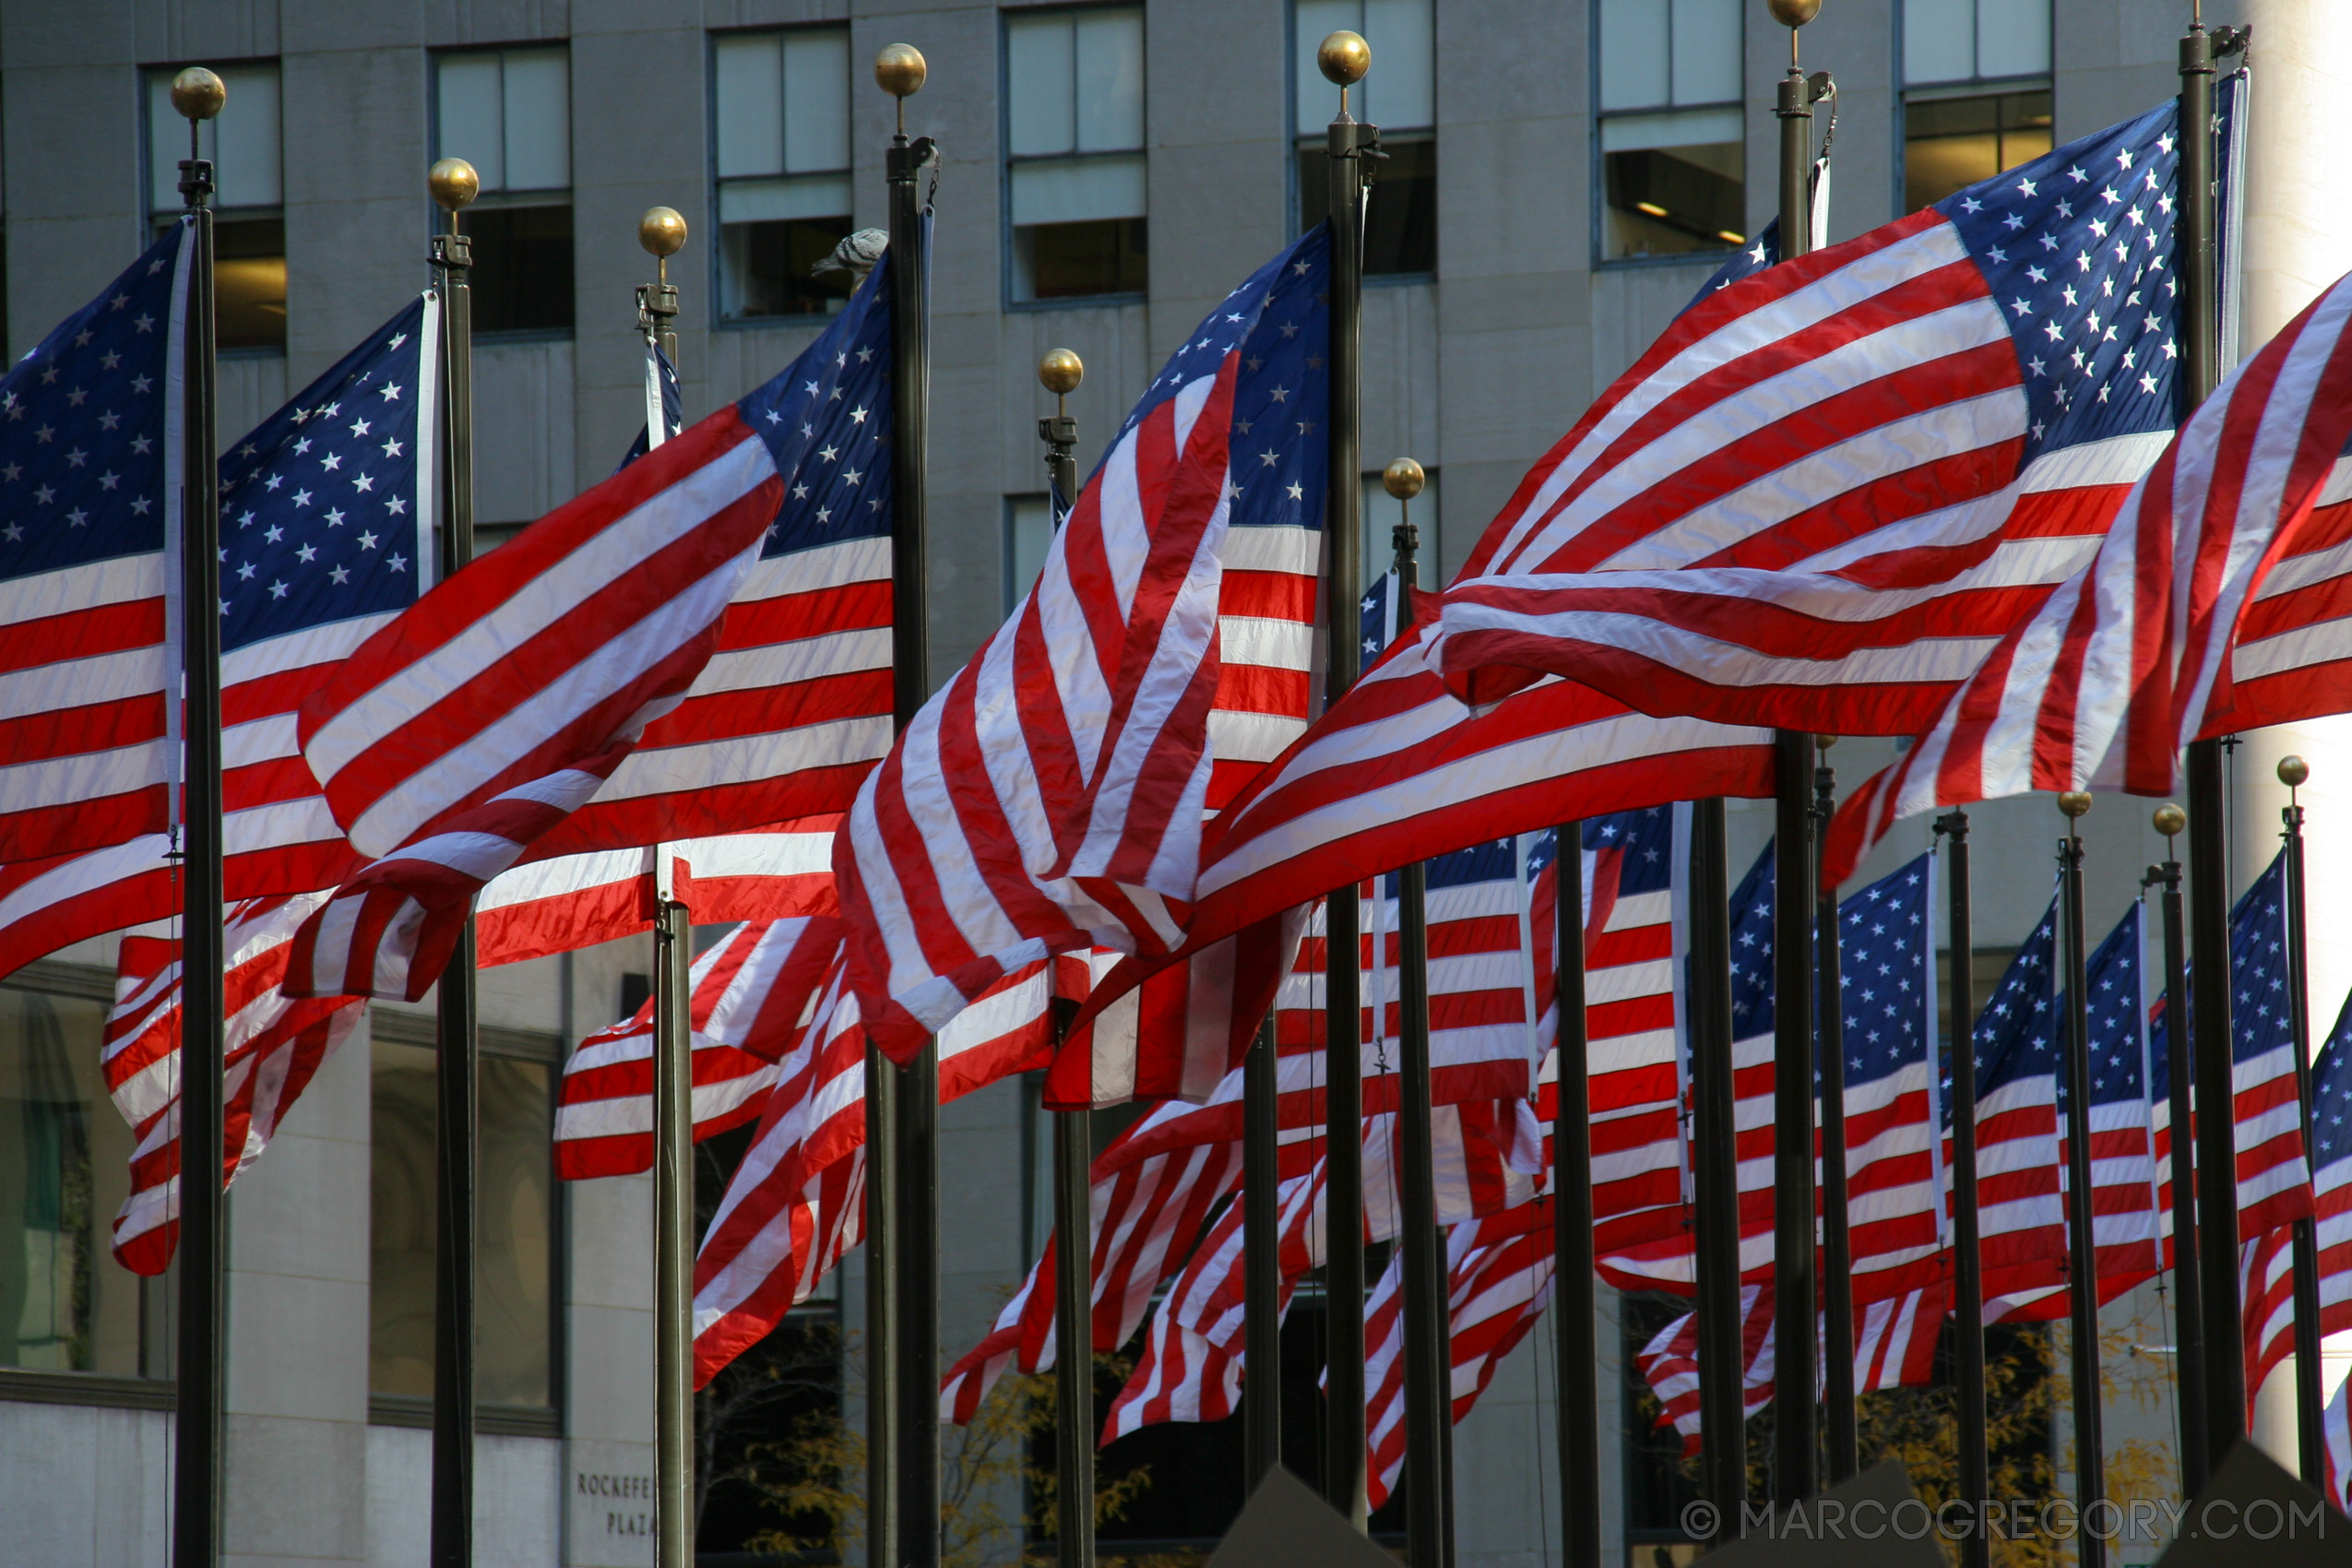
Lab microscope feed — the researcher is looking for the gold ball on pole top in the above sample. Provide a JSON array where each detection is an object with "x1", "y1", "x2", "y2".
[
  {"x1": 875, "y1": 43, "x2": 928, "y2": 98},
  {"x1": 1767, "y1": 0, "x2": 1823, "y2": 27},
  {"x1": 171, "y1": 66, "x2": 227, "y2": 122},
  {"x1": 1318, "y1": 30, "x2": 1371, "y2": 87},
  {"x1": 2278, "y1": 754, "x2": 2311, "y2": 789},
  {"x1": 1383, "y1": 457, "x2": 1425, "y2": 501},
  {"x1": 2153, "y1": 802, "x2": 2187, "y2": 838},
  {"x1": 639, "y1": 207, "x2": 688, "y2": 259},
  {"x1": 1038, "y1": 348, "x2": 1084, "y2": 397},
  {"x1": 2058, "y1": 790, "x2": 2093, "y2": 819},
  {"x1": 1814, "y1": 733, "x2": 1838, "y2": 751},
  {"x1": 428, "y1": 158, "x2": 480, "y2": 212}
]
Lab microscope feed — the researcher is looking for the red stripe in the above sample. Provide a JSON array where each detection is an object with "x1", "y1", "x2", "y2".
[{"x1": 0, "y1": 596, "x2": 164, "y2": 676}]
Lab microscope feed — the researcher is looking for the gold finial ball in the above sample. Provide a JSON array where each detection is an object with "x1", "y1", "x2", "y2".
[
  {"x1": 2279, "y1": 754, "x2": 2311, "y2": 788},
  {"x1": 1318, "y1": 30, "x2": 1371, "y2": 87},
  {"x1": 171, "y1": 66, "x2": 227, "y2": 122},
  {"x1": 1038, "y1": 348, "x2": 1084, "y2": 397},
  {"x1": 639, "y1": 207, "x2": 687, "y2": 258},
  {"x1": 428, "y1": 158, "x2": 480, "y2": 212},
  {"x1": 875, "y1": 43, "x2": 927, "y2": 99},
  {"x1": 2153, "y1": 802, "x2": 2187, "y2": 837},
  {"x1": 1383, "y1": 457, "x2": 1425, "y2": 501},
  {"x1": 1815, "y1": 733, "x2": 1838, "y2": 751},
  {"x1": 1767, "y1": 0, "x2": 1823, "y2": 27},
  {"x1": 2058, "y1": 790, "x2": 2093, "y2": 819}
]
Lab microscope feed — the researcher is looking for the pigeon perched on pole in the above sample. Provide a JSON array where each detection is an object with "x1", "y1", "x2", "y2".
[{"x1": 814, "y1": 228, "x2": 890, "y2": 281}]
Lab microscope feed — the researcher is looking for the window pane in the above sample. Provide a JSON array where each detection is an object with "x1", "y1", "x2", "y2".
[
  {"x1": 213, "y1": 65, "x2": 283, "y2": 209},
  {"x1": 438, "y1": 53, "x2": 506, "y2": 192},
  {"x1": 1361, "y1": 0, "x2": 1433, "y2": 131},
  {"x1": 1603, "y1": 134, "x2": 1746, "y2": 259},
  {"x1": 1006, "y1": 13, "x2": 1077, "y2": 159},
  {"x1": 1010, "y1": 154, "x2": 1146, "y2": 227},
  {"x1": 501, "y1": 48, "x2": 571, "y2": 193},
  {"x1": 1977, "y1": 0, "x2": 2051, "y2": 80},
  {"x1": 715, "y1": 34, "x2": 786, "y2": 178},
  {"x1": 1904, "y1": 0, "x2": 1976, "y2": 86},
  {"x1": 1904, "y1": 89, "x2": 2052, "y2": 212},
  {"x1": 719, "y1": 174, "x2": 853, "y2": 226},
  {"x1": 0, "y1": 985, "x2": 153, "y2": 1377},
  {"x1": 781, "y1": 30, "x2": 851, "y2": 174},
  {"x1": 1301, "y1": 137, "x2": 1436, "y2": 277},
  {"x1": 1295, "y1": 0, "x2": 1360, "y2": 137},
  {"x1": 465, "y1": 203, "x2": 575, "y2": 334},
  {"x1": 369, "y1": 1038, "x2": 435, "y2": 1398},
  {"x1": 719, "y1": 213, "x2": 854, "y2": 319},
  {"x1": 1012, "y1": 216, "x2": 1146, "y2": 301},
  {"x1": 1006, "y1": 495, "x2": 1052, "y2": 613},
  {"x1": 216, "y1": 216, "x2": 288, "y2": 351},
  {"x1": 1671, "y1": 0, "x2": 1743, "y2": 107},
  {"x1": 1598, "y1": 0, "x2": 1671, "y2": 113},
  {"x1": 1074, "y1": 8, "x2": 1145, "y2": 153}
]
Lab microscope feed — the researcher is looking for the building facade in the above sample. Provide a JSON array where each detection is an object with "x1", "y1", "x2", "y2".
[{"x1": 1, "y1": 0, "x2": 2347, "y2": 1564}]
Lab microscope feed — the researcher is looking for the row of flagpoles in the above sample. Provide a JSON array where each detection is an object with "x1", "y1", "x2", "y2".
[{"x1": 45, "y1": 8, "x2": 2352, "y2": 1568}]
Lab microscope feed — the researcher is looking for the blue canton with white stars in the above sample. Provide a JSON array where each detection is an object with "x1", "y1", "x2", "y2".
[
  {"x1": 2311, "y1": 994, "x2": 2352, "y2": 1172},
  {"x1": 1938, "y1": 99, "x2": 2202, "y2": 462},
  {"x1": 219, "y1": 298, "x2": 427, "y2": 652},
  {"x1": 1835, "y1": 853, "x2": 1932, "y2": 1091},
  {"x1": 615, "y1": 344, "x2": 684, "y2": 473},
  {"x1": 1726, "y1": 839, "x2": 1776, "y2": 1042},
  {"x1": 1120, "y1": 224, "x2": 1332, "y2": 539},
  {"x1": 2147, "y1": 849, "x2": 2302, "y2": 1099},
  {"x1": 0, "y1": 224, "x2": 184, "y2": 583},
  {"x1": 1963, "y1": 897, "x2": 2061, "y2": 1123},
  {"x1": 1582, "y1": 808, "x2": 1674, "y2": 899},
  {"x1": 2055, "y1": 901, "x2": 2148, "y2": 1118},
  {"x1": 1687, "y1": 219, "x2": 1782, "y2": 315},
  {"x1": 734, "y1": 258, "x2": 896, "y2": 561}
]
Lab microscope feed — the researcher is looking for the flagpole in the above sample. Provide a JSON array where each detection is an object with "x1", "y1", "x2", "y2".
[
  {"x1": 1381, "y1": 459, "x2": 1452, "y2": 1566},
  {"x1": 168, "y1": 66, "x2": 227, "y2": 1568},
  {"x1": 1550, "y1": 821, "x2": 1601, "y2": 1568},
  {"x1": 1932, "y1": 812, "x2": 1990, "y2": 1568},
  {"x1": 2056, "y1": 792, "x2": 2108, "y2": 1568},
  {"x1": 426, "y1": 155, "x2": 482, "y2": 1568},
  {"x1": 1768, "y1": 1, "x2": 1827, "y2": 1499},
  {"x1": 2144, "y1": 803, "x2": 2207, "y2": 1494},
  {"x1": 1035, "y1": 349, "x2": 1099, "y2": 1565},
  {"x1": 1242, "y1": 1011, "x2": 1283, "y2": 1489},
  {"x1": 1688, "y1": 798, "x2": 1744, "y2": 1542},
  {"x1": 1812, "y1": 739, "x2": 1857, "y2": 1482},
  {"x1": 1315, "y1": 28, "x2": 1374, "y2": 1527},
  {"x1": 636, "y1": 206, "x2": 696, "y2": 1568},
  {"x1": 875, "y1": 42, "x2": 937, "y2": 1568},
  {"x1": 2276, "y1": 757, "x2": 2326, "y2": 1482},
  {"x1": 2179, "y1": 12, "x2": 2252, "y2": 1461}
]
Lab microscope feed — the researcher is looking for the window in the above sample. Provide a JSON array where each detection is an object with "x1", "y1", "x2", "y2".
[
  {"x1": 147, "y1": 62, "x2": 284, "y2": 351},
  {"x1": 370, "y1": 1021, "x2": 559, "y2": 1419},
  {"x1": 0, "y1": 977, "x2": 169, "y2": 1381},
  {"x1": 1294, "y1": 0, "x2": 1436, "y2": 277},
  {"x1": 1900, "y1": 0, "x2": 2052, "y2": 213},
  {"x1": 1005, "y1": 7, "x2": 1146, "y2": 303},
  {"x1": 1004, "y1": 493, "x2": 1054, "y2": 613},
  {"x1": 1594, "y1": 0, "x2": 1746, "y2": 262},
  {"x1": 713, "y1": 28, "x2": 854, "y2": 322},
  {"x1": 434, "y1": 46, "x2": 574, "y2": 336},
  {"x1": 1359, "y1": 466, "x2": 1439, "y2": 594}
]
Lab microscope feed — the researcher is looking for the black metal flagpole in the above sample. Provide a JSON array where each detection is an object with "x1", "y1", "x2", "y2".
[
  {"x1": 634, "y1": 205, "x2": 695, "y2": 1568},
  {"x1": 2055, "y1": 793, "x2": 2107, "y2": 1568},
  {"x1": 1316, "y1": 27, "x2": 1374, "y2": 1527},
  {"x1": 1813, "y1": 740, "x2": 1857, "y2": 1483},
  {"x1": 2144, "y1": 803, "x2": 2208, "y2": 1495},
  {"x1": 424, "y1": 153, "x2": 481, "y2": 1568},
  {"x1": 168, "y1": 65, "x2": 226, "y2": 1568},
  {"x1": 1768, "y1": 2, "x2": 1829, "y2": 1499},
  {"x1": 1242, "y1": 1009, "x2": 1283, "y2": 1489},
  {"x1": 2277, "y1": 756, "x2": 2326, "y2": 1483},
  {"x1": 1933, "y1": 810, "x2": 1990, "y2": 1568},
  {"x1": 1688, "y1": 799, "x2": 1745, "y2": 1540},
  {"x1": 1551, "y1": 822, "x2": 1601, "y2": 1568},
  {"x1": 2179, "y1": 13, "x2": 2252, "y2": 1463},
  {"x1": 1036, "y1": 348, "x2": 1099, "y2": 1563},
  {"x1": 1384, "y1": 459, "x2": 1452, "y2": 1567},
  {"x1": 876, "y1": 42, "x2": 937, "y2": 1568}
]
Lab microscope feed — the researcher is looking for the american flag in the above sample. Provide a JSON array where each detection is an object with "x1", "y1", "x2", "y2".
[
  {"x1": 2310, "y1": 998, "x2": 2352, "y2": 1354},
  {"x1": 1425, "y1": 93, "x2": 2231, "y2": 742},
  {"x1": 1962, "y1": 900, "x2": 2074, "y2": 1320},
  {"x1": 0, "y1": 296, "x2": 437, "y2": 980},
  {"x1": 0, "y1": 224, "x2": 189, "y2": 865},
  {"x1": 288, "y1": 264, "x2": 894, "y2": 1002},
  {"x1": 2057, "y1": 899, "x2": 2163, "y2": 1286},
  {"x1": 617, "y1": 341, "x2": 684, "y2": 471},
  {"x1": 1827, "y1": 261, "x2": 2352, "y2": 884},
  {"x1": 837, "y1": 228, "x2": 1332, "y2": 1058}
]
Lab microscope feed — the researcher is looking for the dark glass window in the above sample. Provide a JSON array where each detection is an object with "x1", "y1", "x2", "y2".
[
  {"x1": 148, "y1": 64, "x2": 286, "y2": 351},
  {"x1": 719, "y1": 215, "x2": 855, "y2": 320},
  {"x1": 1015, "y1": 217, "x2": 1148, "y2": 303},
  {"x1": 462, "y1": 203, "x2": 576, "y2": 336},
  {"x1": 713, "y1": 29, "x2": 854, "y2": 322},
  {"x1": 215, "y1": 216, "x2": 288, "y2": 350},
  {"x1": 1603, "y1": 141, "x2": 1748, "y2": 258},
  {"x1": 1594, "y1": 0, "x2": 1747, "y2": 263},
  {"x1": 435, "y1": 46, "x2": 573, "y2": 336},
  {"x1": 1904, "y1": 89, "x2": 2055, "y2": 213},
  {"x1": 1298, "y1": 135, "x2": 1438, "y2": 276},
  {"x1": 1005, "y1": 9, "x2": 1146, "y2": 303}
]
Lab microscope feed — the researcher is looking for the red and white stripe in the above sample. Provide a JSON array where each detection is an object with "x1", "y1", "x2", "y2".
[
  {"x1": 552, "y1": 916, "x2": 840, "y2": 1179},
  {"x1": 1634, "y1": 1283, "x2": 1778, "y2": 1455},
  {"x1": 838, "y1": 241, "x2": 1329, "y2": 1062},
  {"x1": 1828, "y1": 267, "x2": 2352, "y2": 885},
  {"x1": 101, "y1": 892, "x2": 364, "y2": 1274}
]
